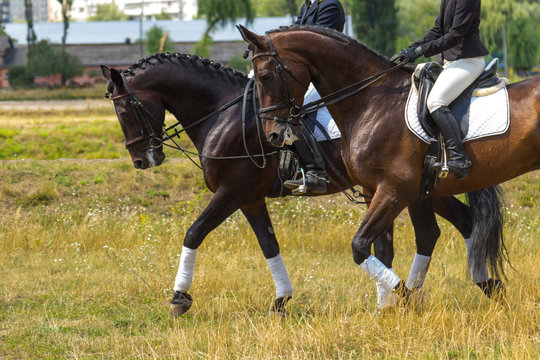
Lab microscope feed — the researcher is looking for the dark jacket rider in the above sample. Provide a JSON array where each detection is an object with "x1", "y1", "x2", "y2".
[{"x1": 284, "y1": 0, "x2": 346, "y2": 195}]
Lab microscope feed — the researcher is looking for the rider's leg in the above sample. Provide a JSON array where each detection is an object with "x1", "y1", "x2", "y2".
[
  {"x1": 428, "y1": 57, "x2": 485, "y2": 179},
  {"x1": 284, "y1": 112, "x2": 328, "y2": 194}
]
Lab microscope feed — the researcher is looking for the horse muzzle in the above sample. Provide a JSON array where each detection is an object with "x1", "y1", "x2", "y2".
[
  {"x1": 267, "y1": 124, "x2": 299, "y2": 147},
  {"x1": 130, "y1": 148, "x2": 166, "y2": 169}
]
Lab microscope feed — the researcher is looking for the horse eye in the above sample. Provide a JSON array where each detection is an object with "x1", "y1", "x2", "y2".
[{"x1": 259, "y1": 73, "x2": 272, "y2": 82}]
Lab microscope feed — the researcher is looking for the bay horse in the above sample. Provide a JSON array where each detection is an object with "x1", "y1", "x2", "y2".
[
  {"x1": 100, "y1": 53, "x2": 503, "y2": 315},
  {"x1": 239, "y1": 25, "x2": 539, "y2": 300}
]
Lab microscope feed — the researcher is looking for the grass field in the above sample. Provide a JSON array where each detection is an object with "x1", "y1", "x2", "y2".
[{"x1": 0, "y1": 106, "x2": 538, "y2": 359}]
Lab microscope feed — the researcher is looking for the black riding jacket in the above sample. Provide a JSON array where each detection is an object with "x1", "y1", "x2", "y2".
[
  {"x1": 295, "y1": 0, "x2": 345, "y2": 33},
  {"x1": 413, "y1": 0, "x2": 488, "y2": 61}
]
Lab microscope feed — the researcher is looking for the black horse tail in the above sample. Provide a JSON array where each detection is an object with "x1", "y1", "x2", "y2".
[{"x1": 467, "y1": 185, "x2": 509, "y2": 280}]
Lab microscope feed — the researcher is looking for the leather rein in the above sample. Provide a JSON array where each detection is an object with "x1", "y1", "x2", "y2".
[{"x1": 251, "y1": 34, "x2": 408, "y2": 125}]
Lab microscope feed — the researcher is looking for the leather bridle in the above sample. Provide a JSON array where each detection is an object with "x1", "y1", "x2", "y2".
[
  {"x1": 251, "y1": 34, "x2": 309, "y2": 125},
  {"x1": 250, "y1": 33, "x2": 408, "y2": 126},
  {"x1": 107, "y1": 72, "x2": 163, "y2": 151}
]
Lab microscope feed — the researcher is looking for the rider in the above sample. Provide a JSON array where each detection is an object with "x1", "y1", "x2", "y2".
[
  {"x1": 393, "y1": 0, "x2": 488, "y2": 179},
  {"x1": 283, "y1": 0, "x2": 346, "y2": 194}
]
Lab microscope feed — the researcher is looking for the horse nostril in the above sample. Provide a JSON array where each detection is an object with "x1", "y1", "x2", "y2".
[
  {"x1": 133, "y1": 159, "x2": 142, "y2": 169},
  {"x1": 268, "y1": 132, "x2": 280, "y2": 145}
]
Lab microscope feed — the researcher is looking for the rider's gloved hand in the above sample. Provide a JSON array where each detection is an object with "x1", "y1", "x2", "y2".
[{"x1": 390, "y1": 46, "x2": 424, "y2": 63}]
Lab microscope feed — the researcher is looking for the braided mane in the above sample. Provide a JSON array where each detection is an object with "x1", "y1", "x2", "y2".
[{"x1": 121, "y1": 52, "x2": 249, "y2": 85}]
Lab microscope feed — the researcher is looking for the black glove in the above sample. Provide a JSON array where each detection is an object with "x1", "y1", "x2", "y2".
[
  {"x1": 404, "y1": 46, "x2": 423, "y2": 63},
  {"x1": 390, "y1": 46, "x2": 424, "y2": 63}
]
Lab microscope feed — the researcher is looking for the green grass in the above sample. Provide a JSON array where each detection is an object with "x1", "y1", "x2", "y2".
[
  {"x1": 0, "y1": 106, "x2": 538, "y2": 359},
  {"x1": 0, "y1": 83, "x2": 106, "y2": 101}
]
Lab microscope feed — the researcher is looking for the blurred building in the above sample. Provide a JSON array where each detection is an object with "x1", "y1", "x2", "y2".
[{"x1": 4, "y1": 0, "x2": 198, "y2": 23}]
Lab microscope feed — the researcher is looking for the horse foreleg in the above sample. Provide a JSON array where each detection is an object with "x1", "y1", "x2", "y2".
[
  {"x1": 372, "y1": 226, "x2": 399, "y2": 309},
  {"x1": 404, "y1": 199, "x2": 440, "y2": 304},
  {"x1": 171, "y1": 191, "x2": 245, "y2": 317},
  {"x1": 352, "y1": 191, "x2": 409, "y2": 298},
  {"x1": 241, "y1": 200, "x2": 293, "y2": 315}
]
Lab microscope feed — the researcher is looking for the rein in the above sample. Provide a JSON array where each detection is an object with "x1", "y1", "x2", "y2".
[{"x1": 252, "y1": 33, "x2": 407, "y2": 123}]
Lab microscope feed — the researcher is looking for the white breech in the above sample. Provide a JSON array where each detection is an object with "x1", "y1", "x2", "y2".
[{"x1": 427, "y1": 57, "x2": 485, "y2": 113}]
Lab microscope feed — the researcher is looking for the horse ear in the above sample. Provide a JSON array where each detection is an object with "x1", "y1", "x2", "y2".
[
  {"x1": 101, "y1": 65, "x2": 124, "y2": 90},
  {"x1": 237, "y1": 24, "x2": 265, "y2": 50}
]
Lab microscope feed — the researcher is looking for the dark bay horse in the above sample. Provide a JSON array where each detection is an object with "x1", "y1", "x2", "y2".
[
  {"x1": 101, "y1": 53, "x2": 502, "y2": 315},
  {"x1": 239, "y1": 25, "x2": 539, "y2": 299}
]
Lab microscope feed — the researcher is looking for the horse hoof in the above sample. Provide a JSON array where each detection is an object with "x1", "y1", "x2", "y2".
[
  {"x1": 477, "y1": 279, "x2": 506, "y2": 301},
  {"x1": 269, "y1": 296, "x2": 291, "y2": 317},
  {"x1": 391, "y1": 280, "x2": 413, "y2": 303},
  {"x1": 170, "y1": 291, "x2": 193, "y2": 317}
]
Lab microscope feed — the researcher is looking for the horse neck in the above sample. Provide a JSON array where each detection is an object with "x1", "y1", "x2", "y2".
[
  {"x1": 134, "y1": 63, "x2": 248, "y2": 151},
  {"x1": 290, "y1": 33, "x2": 410, "y2": 129}
]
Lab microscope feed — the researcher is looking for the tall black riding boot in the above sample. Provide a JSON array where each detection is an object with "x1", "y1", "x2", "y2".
[
  {"x1": 431, "y1": 106, "x2": 472, "y2": 179},
  {"x1": 284, "y1": 129, "x2": 328, "y2": 195}
]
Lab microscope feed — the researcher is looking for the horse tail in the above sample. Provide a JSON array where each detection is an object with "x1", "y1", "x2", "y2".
[{"x1": 466, "y1": 185, "x2": 509, "y2": 280}]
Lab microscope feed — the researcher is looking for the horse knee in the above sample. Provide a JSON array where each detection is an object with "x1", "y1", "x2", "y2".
[
  {"x1": 184, "y1": 227, "x2": 205, "y2": 249},
  {"x1": 351, "y1": 237, "x2": 371, "y2": 265}
]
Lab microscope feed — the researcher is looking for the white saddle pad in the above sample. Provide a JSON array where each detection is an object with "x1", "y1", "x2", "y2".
[
  {"x1": 304, "y1": 84, "x2": 342, "y2": 141},
  {"x1": 405, "y1": 86, "x2": 510, "y2": 144}
]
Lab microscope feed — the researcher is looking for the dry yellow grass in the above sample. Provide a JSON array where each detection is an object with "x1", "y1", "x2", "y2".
[{"x1": 0, "y1": 158, "x2": 538, "y2": 359}]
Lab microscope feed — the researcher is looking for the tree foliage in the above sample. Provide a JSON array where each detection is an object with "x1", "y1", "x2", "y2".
[
  {"x1": 145, "y1": 25, "x2": 174, "y2": 55},
  {"x1": 28, "y1": 41, "x2": 83, "y2": 83},
  {"x1": 349, "y1": 0, "x2": 398, "y2": 56},
  {"x1": 88, "y1": 4, "x2": 128, "y2": 21},
  {"x1": 252, "y1": 0, "x2": 302, "y2": 18}
]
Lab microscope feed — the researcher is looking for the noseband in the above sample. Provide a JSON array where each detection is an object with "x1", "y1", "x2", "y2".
[
  {"x1": 107, "y1": 72, "x2": 163, "y2": 151},
  {"x1": 251, "y1": 34, "x2": 309, "y2": 125}
]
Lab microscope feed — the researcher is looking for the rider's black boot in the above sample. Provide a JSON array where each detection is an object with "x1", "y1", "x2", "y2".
[
  {"x1": 431, "y1": 106, "x2": 472, "y2": 179},
  {"x1": 284, "y1": 128, "x2": 328, "y2": 195}
]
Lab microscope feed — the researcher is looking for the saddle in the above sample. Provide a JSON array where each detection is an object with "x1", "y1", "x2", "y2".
[
  {"x1": 414, "y1": 58, "x2": 504, "y2": 139},
  {"x1": 413, "y1": 58, "x2": 507, "y2": 199}
]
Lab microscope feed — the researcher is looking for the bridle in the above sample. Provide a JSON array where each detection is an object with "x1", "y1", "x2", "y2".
[
  {"x1": 251, "y1": 33, "x2": 407, "y2": 126},
  {"x1": 107, "y1": 72, "x2": 163, "y2": 151},
  {"x1": 251, "y1": 34, "x2": 309, "y2": 125}
]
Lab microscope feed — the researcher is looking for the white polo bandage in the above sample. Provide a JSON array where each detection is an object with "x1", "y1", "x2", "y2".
[
  {"x1": 360, "y1": 255, "x2": 401, "y2": 292},
  {"x1": 173, "y1": 246, "x2": 198, "y2": 293},
  {"x1": 266, "y1": 254, "x2": 293, "y2": 298},
  {"x1": 464, "y1": 237, "x2": 490, "y2": 283},
  {"x1": 406, "y1": 253, "x2": 431, "y2": 289},
  {"x1": 376, "y1": 268, "x2": 398, "y2": 309}
]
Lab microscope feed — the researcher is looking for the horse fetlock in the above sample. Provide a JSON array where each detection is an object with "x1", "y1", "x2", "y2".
[
  {"x1": 269, "y1": 296, "x2": 291, "y2": 317},
  {"x1": 477, "y1": 279, "x2": 506, "y2": 301},
  {"x1": 170, "y1": 291, "x2": 193, "y2": 318}
]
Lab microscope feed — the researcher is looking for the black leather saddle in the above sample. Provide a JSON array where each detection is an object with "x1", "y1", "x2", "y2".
[{"x1": 414, "y1": 58, "x2": 502, "y2": 139}]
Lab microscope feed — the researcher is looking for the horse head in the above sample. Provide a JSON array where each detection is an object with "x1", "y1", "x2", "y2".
[
  {"x1": 101, "y1": 65, "x2": 166, "y2": 169},
  {"x1": 238, "y1": 25, "x2": 311, "y2": 148}
]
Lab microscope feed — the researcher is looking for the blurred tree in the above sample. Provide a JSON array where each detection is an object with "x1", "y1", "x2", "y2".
[
  {"x1": 349, "y1": 0, "x2": 398, "y2": 56},
  {"x1": 196, "y1": 0, "x2": 254, "y2": 58},
  {"x1": 57, "y1": 0, "x2": 73, "y2": 85},
  {"x1": 395, "y1": 0, "x2": 439, "y2": 52},
  {"x1": 145, "y1": 25, "x2": 174, "y2": 55},
  {"x1": 24, "y1": 0, "x2": 37, "y2": 59},
  {"x1": 88, "y1": 4, "x2": 128, "y2": 21},
  {"x1": 27, "y1": 41, "x2": 83, "y2": 87},
  {"x1": 252, "y1": 0, "x2": 302, "y2": 19}
]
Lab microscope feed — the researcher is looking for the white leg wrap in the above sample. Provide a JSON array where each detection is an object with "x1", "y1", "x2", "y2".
[
  {"x1": 464, "y1": 237, "x2": 490, "y2": 283},
  {"x1": 406, "y1": 253, "x2": 431, "y2": 289},
  {"x1": 173, "y1": 246, "x2": 198, "y2": 293},
  {"x1": 376, "y1": 268, "x2": 397, "y2": 309},
  {"x1": 360, "y1": 255, "x2": 401, "y2": 292},
  {"x1": 266, "y1": 254, "x2": 293, "y2": 298}
]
